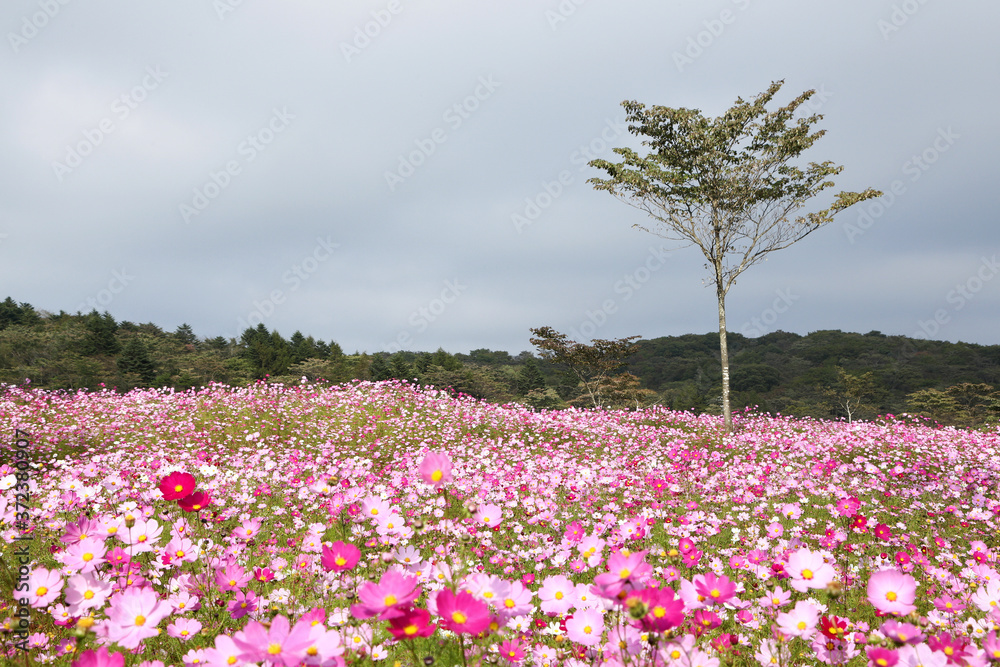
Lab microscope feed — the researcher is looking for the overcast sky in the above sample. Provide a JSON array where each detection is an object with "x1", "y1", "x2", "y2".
[{"x1": 2, "y1": 1, "x2": 997, "y2": 354}]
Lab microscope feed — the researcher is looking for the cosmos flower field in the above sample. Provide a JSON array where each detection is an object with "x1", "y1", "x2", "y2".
[{"x1": 2, "y1": 380, "x2": 1000, "y2": 666}]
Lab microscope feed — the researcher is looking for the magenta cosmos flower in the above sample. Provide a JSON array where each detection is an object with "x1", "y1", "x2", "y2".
[
  {"x1": 177, "y1": 490, "x2": 211, "y2": 513},
  {"x1": 351, "y1": 569, "x2": 421, "y2": 619},
  {"x1": 387, "y1": 606, "x2": 437, "y2": 640},
  {"x1": 159, "y1": 471, "x2": 197, "y2": 501},
  {"x1": 867, "y1": 570, "x2": 917, "y2": 616},
  {"x1": 71, "y1": 647, "x2": 124, "y2": 667},
  {"x1": 435, "y1": 588, "x2": 491, "y2": 635},
  {"x1": 694, "y1": 571, "x2": 737, "y2": 606},
  {"x1": 629, "y1": 586, "x2": 684, "y2": 631},
  {"x1": 321, "y1": 541, "x2": 361, "y2": 573},
  {"x1": 786, "y1": 547, "x2": 837, "y2": 593},
  {"x1": 418, "y1": 451, "x2": 453, "y2": 485}
]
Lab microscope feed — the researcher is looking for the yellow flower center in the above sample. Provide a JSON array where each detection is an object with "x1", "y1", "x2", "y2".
[
  {"x1": 335, "y1": 556, "x2": 346, "y2": 566},
  {"x1": 268, "y1": 643, "x2": 281, "y2": 655},
  {"x1": 619, "y1": 568, "x2": 630, "y2": 578},
  {"x1": 886, "y1": 591, "x2": 897, "y2": 602},
  {"x1": 135, "y1": 615, "x2": 146, "y2": 626},
  {"x1": 505, "y1": 599, "x2": 515, "y2": 608},
  {"x1": 452, "y1": 611, "x2": 467, "y2": 624},
  {"x1": 801, "y1": 569, "x2": 813, "y2": 579},
  {"x1": 84, "y1": 590, "x2": 94, "y2": 600},
  {"x1": 555, "y1": 591, "x2": 563, "y2": 600},
  {"x1": 584, "y1": 625, "x2": 592, "y2": 634},
  {"x1": 797, "y1": 621, "x2": 806, "y2": 630},
  {"x1": 653, "y1": 606, "x2": 666, "y2": 618},
  {"x1": 36, "y1": 587, "x2": 48, "y2": 596},
  {"x1": 431, "y1": 470, "x2": 443, "y2": 482},
  {"x1": 710, "y1": 588, "x2": 720, "y2": 598},
  {"x1": 384, "y1": 594, "x2": 397, "y2": 606},
  {"x1": 405, "y1": 624, "x2": 418, "y2": 636},
  {"x1": 175, "y1": 484, "x2": 184, "y2": 492},
  {"x1": 83, "y1": 553, "x2": 93, "y2": 562}
]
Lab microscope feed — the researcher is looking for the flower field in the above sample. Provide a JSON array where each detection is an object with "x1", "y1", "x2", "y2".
[{"x1": 2, "y1": 379, "x2": 1000, "y2": 666}]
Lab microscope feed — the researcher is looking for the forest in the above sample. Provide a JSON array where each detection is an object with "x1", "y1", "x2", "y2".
[{"x1": 1, "y1": 296, "x2": 998, "y2": 428}]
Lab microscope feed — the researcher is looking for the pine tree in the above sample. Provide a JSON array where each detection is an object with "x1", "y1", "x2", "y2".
[{"x1": 117, "y1": 338, "x2": 157, "y2": 383}]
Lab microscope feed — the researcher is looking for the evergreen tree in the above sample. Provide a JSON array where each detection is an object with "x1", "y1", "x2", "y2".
[
  {"x1": 369, "y1": 354, "x2": 392, "y2": 381},
  {"x1": 80, "y1": 310, "x2": 121, "y2": 356},
  {"x1": 174, "y1": 323, "x2": 197, "y2": 346},
  {"x1": 389, "y1": 354, "x2": 412, "y2": 380},
  {"x1": 117, "y1": 338, "x2": 157, "y2": 383},
  {"x1": 516, "y1": 357, "x2": 546, "y2": 395}
]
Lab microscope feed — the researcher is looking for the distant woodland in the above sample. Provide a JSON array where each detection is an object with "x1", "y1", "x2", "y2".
[{"x1": 1, "y1": 297, "x2": 998, "y2": 428}]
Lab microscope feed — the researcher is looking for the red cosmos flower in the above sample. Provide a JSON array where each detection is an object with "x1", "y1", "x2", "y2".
[
  {"x1": 177, "y1": 491, "x2": 211, "y2": 513},
  {"x1": 820, "y1": 615, "x2": 849, "y2": 640},
  {"x1": 159, "y1": 472, "x2": 196, "y2": 501}
]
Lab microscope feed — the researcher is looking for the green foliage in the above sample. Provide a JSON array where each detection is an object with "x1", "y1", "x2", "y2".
[
  {"x1": 529, "y1": 326, "x2": 641, "y2": 408},
  {"x1": 80, "y1": 310, "x2": 121, "y2": 356},
  {"x1": 117, "y1": 337, "x2": 157, "y2": 384}
]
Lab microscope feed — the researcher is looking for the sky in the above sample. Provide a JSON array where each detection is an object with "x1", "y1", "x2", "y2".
[{"x1": 2, "y1": 1, "x2": 998, "y2": 355}]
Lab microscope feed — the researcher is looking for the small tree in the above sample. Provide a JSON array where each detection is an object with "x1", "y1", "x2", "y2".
[
  {"x1": 529, "y1": 326, "x2": 640, "y2": 409},
  {"x1": 589, "y1": 81, "x2": 880, "y2": 431}
]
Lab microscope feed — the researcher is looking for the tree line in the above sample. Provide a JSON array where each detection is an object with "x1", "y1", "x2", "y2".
[{"x1": 1, "y1": 297, "x2": 998, "y2": 428}]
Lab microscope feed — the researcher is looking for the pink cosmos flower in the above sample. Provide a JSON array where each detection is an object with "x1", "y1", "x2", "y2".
[
  {"x1": 28, "y1": 567, "x2": 64, "y2": 608},
  {"x1": 167, "y1": 617, "x2": 202, "y2": 641},
  {"x1": 759, "y1": 585, "x2": 791, "y2": 609},
  {"x1": 215, "y1": 562, "x2": 250, "y2": 592},
  {"x1": 565, "y1": 608, "x2": 604, "y2": 646},
  {"x1": 694, "y1": 571, "x2": 737, "y2": 606},
  {"x1": 592, "y1": 550, "x2": 651, "y2": 598},
  {"x1": 435, "y1": 588, "x2": 491, "y2": 635},
  {"x1": 159, "y1": 471, "x2": 197, "y2": 501},
  {"x1": 786, "y1": 547, "x2": 837, "y2": 592},
  {"x1": 867, "y1": 570, "x2": 917, "y2": 616},
  {"x1": 351, "y1": 569, "x2": 421, "y2": 619},
  {"x1": 880, "y1": 620, "x2": 924, "y2": 645},
  {"x1": 776, "y1": 600, "x2": 821, "y2": 639},
  {"x1": 65, "y1": 572, "x2": 113, "y2": 615},
  {"x1": 300, "y1": 626, "x2": 346, "y2": 666},
  {"x1": 499, "y1": 637, "x2": 525, "y2": 663},
  {"x1": 104, "y1": 587, "x2": 172, "y2": 649},
  {"x1": 72, "y1": 647, "x2": 125, "y2": 667},
  {"x1": 896, "y1": 643, "x2": 948, "y2": 667},
  {"x1": 866, "y1": 646, "x2": 899, "y2": 667},
  {"x1": 419, "y1": 451, "x2": 453, "y2": 485},
  {"x1": 630, "y1": 586, "x2": 684, "y2": 631},
  {"x1": 474, "y1": 503, "x2": 502, "y2": 528},
  {"x1": 538, "y1": 574, "x2": 576, "y2": 615},
  {"x1": 233, "y1": 615, "x2": 314, "y2": 667},
  {"x1": 202, "y1": 634, "x2": 243, "y2": 667}
]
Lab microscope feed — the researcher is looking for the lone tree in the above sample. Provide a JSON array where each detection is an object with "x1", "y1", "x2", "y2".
[
  {"x1": 589, "y1": 80, "x2": 880, "y2": 431},
  {"x1": 529, "y1": 326, "x2": 640, "y2": 409}
]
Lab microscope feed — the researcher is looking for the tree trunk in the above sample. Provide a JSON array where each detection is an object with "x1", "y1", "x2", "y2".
[{"x1": 717, "y1": 285, "x2": 733, "y2": 432}]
